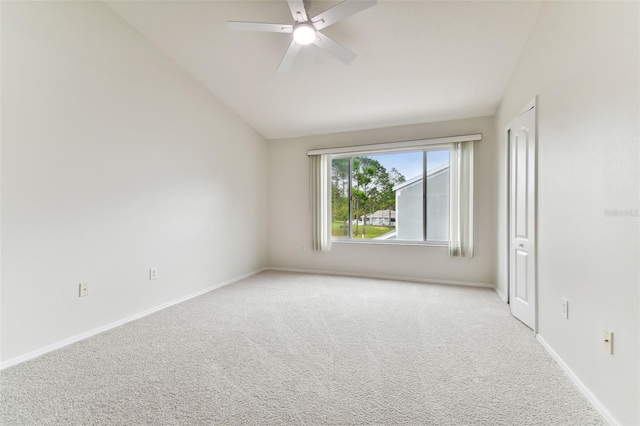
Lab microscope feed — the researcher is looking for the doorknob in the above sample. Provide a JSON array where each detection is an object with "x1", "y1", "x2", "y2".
[{"x1": 518, "y1": 244, "x2": 524, "y2": 248}]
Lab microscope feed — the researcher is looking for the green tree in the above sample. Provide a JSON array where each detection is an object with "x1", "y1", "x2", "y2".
[
  {"x1": 378, "y1": 167, "x2": 406, "y2": 226},
  {"x1": 332, "y1": 157, "x2": 406, "y2": 238},
  {"x1": 389, "y1": 167, "x2": 406, "y2": 185},
  {"x1": 331, "y1": 158, "x2": 350, "y2": 235},
  {"x1": 352, "y1": 157, "x2": 392, "y2": 237}
]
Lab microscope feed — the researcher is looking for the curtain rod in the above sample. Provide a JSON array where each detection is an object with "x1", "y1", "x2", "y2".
[{"x1": 307, "y1": 134, "x2": 482, "y2": 156}]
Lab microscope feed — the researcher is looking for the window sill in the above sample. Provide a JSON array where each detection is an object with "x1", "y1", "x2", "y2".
[{"x1": 332, "y1": 239, "x2": 448, "y2": 248}]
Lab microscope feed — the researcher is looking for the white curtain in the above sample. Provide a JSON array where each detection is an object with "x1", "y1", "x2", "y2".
[
  {"x1": 449, "y1": 141, "x2": 474, "y2": 257},
  {"x1": 309, "y1": 154, "x2": 332, "y2": 251}
]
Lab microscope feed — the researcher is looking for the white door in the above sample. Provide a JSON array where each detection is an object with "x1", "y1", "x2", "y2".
[{"x1": 509, "y1": 101, "x2": 536, "y2": 329}]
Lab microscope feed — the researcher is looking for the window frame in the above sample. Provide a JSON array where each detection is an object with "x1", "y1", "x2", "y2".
[{"x1": 331, "y1": 144, "x2": 451, "y2": 247}]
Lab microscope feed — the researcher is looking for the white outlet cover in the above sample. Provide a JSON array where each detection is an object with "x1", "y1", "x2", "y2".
[
  {"x1": 603, "y1": 330, "x2": 613, "y2": 354},
  {"x1": 150, "y1": 267, "x2": 158, "y2": 280},
  {"x1": 79, "y1": 282, "x2": 89, "y2": 297}
]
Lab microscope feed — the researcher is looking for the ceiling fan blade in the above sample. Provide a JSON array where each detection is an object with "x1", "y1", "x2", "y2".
[
  {"x1": 313, "y1": 32, "x2": 356, "y2": 64},
  {"x1": 227, "y1": 22, "x2": 293, "y2": 33},
  {"x1": 277, "y1": 40, "x2": 302, "y2": 73},
  {"x1": 312, "y1": 0, "x2": 377, "y2": 30},
  {"x1": 287, "y1": 0, "x2": 308, "y2": 23}
]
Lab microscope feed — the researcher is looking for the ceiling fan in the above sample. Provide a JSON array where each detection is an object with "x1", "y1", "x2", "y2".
[{"x1": 227, "y1": 0, "x2": 377, "y2": 73}]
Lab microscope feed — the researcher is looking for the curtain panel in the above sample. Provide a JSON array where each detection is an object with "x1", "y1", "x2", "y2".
[
  {"x1": 449, "y1": 141, "x2": 475, "y2": 257},
  {"x1": 309, "y1": 154, "x2": 332, "y2": 251}
]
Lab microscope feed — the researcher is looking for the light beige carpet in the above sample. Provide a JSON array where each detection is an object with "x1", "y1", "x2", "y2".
[{"x1": 0, "y1": 271, "x2": 604, "y2": 425}]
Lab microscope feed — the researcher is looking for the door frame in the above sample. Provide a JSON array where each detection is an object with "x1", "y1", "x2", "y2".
[{"x1": 505, "y1": 96, "x2": 538, "y2": 334}]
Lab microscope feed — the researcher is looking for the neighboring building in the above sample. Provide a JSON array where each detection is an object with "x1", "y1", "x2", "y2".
[
  {"x1": 394, "y1": 164, "x2": 450, "y2": 241},
  {"x1": 363, "y1": 209, "x2": 396, "y2": 226}
]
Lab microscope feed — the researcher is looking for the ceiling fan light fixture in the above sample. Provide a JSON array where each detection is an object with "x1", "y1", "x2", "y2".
[
  {"x1": 293, "y1": 23, "x2": 316, "y2": 45},
  {"x1": 227, "y1": 0, "x2": 378, "y2": 72}
]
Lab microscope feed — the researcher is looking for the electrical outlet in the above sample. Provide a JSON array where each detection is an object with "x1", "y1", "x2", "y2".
[
  {"x1": 79, "y1": 282, "x2": 89, "y2": 297},
  {"x1": 149, "y1": 267, "x2": 158, "y2": 281},
  {"x1": 561, "y1": 298, "x2": 568, "y2": 319},
  {"x1": 300, "y1": 245, "x2": 306, "y2": 252},
  {"x1": 603, "y1": 330, "x2": 613, "y2": 354}
]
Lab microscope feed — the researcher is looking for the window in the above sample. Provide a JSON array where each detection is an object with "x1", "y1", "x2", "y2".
[
  {"x1": 309, "y1": 134, "x2": 478, "y2": 255},
  {"x1": 331, "y1": 148, "x2": 450, "y2": 244}
]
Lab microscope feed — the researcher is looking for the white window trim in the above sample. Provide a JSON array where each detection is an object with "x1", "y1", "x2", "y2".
[{"x1": 333, "y1": 239, "x2": 449, "y2": 248}]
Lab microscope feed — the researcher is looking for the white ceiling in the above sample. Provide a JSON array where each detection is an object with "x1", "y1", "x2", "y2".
[{"x1": 105, "y1": 1, "x2": 542, "y2": 139}]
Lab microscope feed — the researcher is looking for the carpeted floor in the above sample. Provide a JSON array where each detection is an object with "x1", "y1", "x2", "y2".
[{"x1": 1, "y1": 271, "x2": 604, "y2": 425}]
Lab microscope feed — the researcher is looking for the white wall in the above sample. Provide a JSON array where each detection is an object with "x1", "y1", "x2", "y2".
[
  {"x1": 268, "y1": 117, "x2": 495, "y2": 286},
  {"x1": 0, "y1": 1, "x2": 268, "y2": 363},
  {"x1": 494, "y1": 2, "x2": 639, "y2": 424}
]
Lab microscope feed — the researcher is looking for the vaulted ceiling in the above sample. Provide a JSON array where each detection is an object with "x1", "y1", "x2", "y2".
[{"x1": 105, "y1": 1, "x2": 542, "y2": 139}]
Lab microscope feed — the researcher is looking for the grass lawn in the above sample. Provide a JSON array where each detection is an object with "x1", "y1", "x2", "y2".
[{"x1": 332, "y1": 221, "x2": 394, "y2": 239}]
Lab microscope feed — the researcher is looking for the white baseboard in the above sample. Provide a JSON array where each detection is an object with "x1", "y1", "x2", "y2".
[
  {"x1": 0, "y1": 266, "x2": 493, "y2": 370},
  {"x1": 266, "y1": 266, "x2": 494, "y2": 289},
  {"x1": 0, "y1": 267, "x2": 267, "y2": 371},
  {"x1": 494, "y1": 286, "x2": 508, "y2": 303},
  {"x1": 536, "y1": 335, "x2": 618, "y2": 426}
]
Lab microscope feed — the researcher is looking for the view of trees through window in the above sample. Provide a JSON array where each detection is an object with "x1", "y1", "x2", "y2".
[{"x1": 331, "y1": 149, "x2": 450, "y2": 242}]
